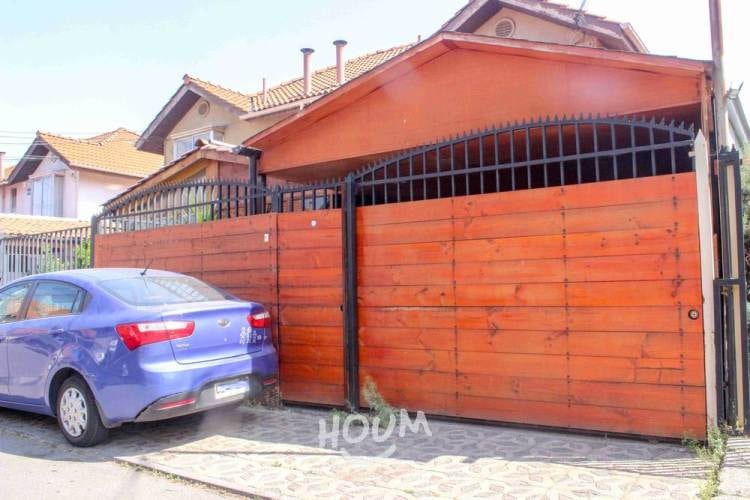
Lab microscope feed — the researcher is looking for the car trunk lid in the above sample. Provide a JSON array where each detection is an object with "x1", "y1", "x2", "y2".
[{"x1": 161, "y1": 302, "x2": 265, "y2": 364}]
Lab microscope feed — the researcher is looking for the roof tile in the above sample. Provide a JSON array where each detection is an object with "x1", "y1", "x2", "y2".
[
  {"x1": 0, "y1": 214, "x2": 89, "y2": 236},
  {"x1": 38, "y1": 128, "x2": 164, "y2": 178},
  {"x1": 186, "y1": 43, "x2": 414, "y2": 113}
]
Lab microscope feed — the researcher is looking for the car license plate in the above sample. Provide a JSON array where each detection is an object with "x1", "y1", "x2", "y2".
[{"x1": 214, "y1": 379, "x2": 249, "y2": 400}]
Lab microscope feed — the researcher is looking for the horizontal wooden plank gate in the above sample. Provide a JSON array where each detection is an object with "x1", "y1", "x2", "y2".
[{"x1": 93, "y1": 116, "x2": 726, "y2": 439}]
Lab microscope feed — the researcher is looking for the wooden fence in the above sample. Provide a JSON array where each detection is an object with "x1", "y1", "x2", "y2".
[
  {"x1": 94, "y1": 172, "x2": 706, "y2": 438},
  {"x1": 94, "y1": 210, "x2": 346, "y2": 407},
  {"x1": 91, "y1": 117, "x2": 713, "y2": 438},
  {"x1": 357, "y1": 173, "x2": 704, "y2": 438}
]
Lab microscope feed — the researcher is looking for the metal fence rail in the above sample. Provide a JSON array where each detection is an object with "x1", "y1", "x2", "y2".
[
  {"x1": 94, "y1": 116, "x2": 695, "y2": 234},
  {"x1": 96, "y1": 179, "x2": 343, "y2": 234},
  {"x1": 0, "y1": 226, "x2": 92, "y2": 284},
  {"x1": 350, "y1": 115, "x2": 695, "y2": 206}
]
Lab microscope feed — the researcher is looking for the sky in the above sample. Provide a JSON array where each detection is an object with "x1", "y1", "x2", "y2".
[{"x1": 0, "y1": 0, "x2": 748, "y2": 164}]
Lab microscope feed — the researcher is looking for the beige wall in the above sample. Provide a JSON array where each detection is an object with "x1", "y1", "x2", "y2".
[
  {"x1": 77, "y1": 169, "x2": 138, "y2": 220},
  {"x1": 165, "y1": 97, "x2": 286, "y2": 163},
  {"x1": 474, "y1": 8, "x2": 603, "y2": 48}
]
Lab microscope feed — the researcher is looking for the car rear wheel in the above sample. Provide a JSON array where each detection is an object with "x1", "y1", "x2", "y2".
[{"x1": 56, "y1": 376, "x2": 109, "y2": 447}]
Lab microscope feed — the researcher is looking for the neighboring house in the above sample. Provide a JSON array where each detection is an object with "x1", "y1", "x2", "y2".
[
  {"x1": 109, "y1": 0, "x2": 649, "y2": 207},
  {"x1": 2, "y1": 128, "x2": 163, "y2": 219},
  {"x1": 440, "y1": 0, "x2": 647, "y2": 52},
  {"x1": 108, "y1": 44, "x2": 415, "y2": 205},
  {"x1": 135, "y1": 44, "x2": 413, "y2": 165}
]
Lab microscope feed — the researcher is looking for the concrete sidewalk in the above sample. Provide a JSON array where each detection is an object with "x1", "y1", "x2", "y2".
[
  {"x1": 718, "y1": 436, "x2": 750, "y2": 499},
  {"x1": 0, "y1": 404, "x2": 709, "y2": 499}
]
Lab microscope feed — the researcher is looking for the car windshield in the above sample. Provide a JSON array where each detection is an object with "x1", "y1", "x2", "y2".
[{"x1": 100, "y1": 275, "x2": 231, "y2": 306}]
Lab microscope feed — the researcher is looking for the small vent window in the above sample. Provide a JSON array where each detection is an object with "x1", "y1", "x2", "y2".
[
  {"x1": 494, "y1": 18, "x2": 515, "y2": 38},
  {"x1": 197, "y1": 101, "x2": 210, "y2": 116}
]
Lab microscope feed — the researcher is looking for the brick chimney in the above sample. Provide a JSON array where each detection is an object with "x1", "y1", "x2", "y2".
[
  {"x1": 301, "y1": 48, "x2": 314, "y2": 96},
  {"x1": 333, "y1": 40, "x2": 347, "y2": 85}
]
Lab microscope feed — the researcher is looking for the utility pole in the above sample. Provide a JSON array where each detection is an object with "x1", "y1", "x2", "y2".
[{"x1": 709, "y1": 0, "x2": 728, "y2": 147}]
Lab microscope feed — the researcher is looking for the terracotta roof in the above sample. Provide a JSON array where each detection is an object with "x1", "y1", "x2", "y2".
[
  {"x1": 37, "y1": 128, "x2": 163, "y2": 178},
  {"x1": 1, "y1": 164, "x2": 16, "y2": 183},
  {"x1": 0, "y1": 214, "x2": 89, "y2": 237},
  {"x1": 185, "y1": 43, "x2": 414, "y2": 113}
]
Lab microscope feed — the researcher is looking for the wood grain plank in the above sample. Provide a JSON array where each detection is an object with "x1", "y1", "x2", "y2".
[
  {"x1": 359, "y1": 219, "x2": 453, "y2": 246},
  {"x1": 359, "y1": 327, "x2": 455, "y2": 350},
  {"x1": 278, "y1": 286, "x2": 342, "y2": 305},
  {"x1": 565, "y1": 199, "x2": 697, "y2": 234},
  {"x1": 566, "y1": 252, "x2": 701, "y2": 282},
  {"x1": 359, "y1": 241, "x2": 453, "y2": 266},
  {"x1": 454, "y1": 234, "x2": 565, "y2": 262},
  {"x1": 455, "y1": 260, "x2": 566, "y2": 284},
  {"x1": 562, "y1": 173, "x2": 696, "y2": 209},
  {"x1": 359, "y1": 307, "x2": 456, "y2": 329},
  {"x1": 566, "y1": 279, "x2": 702, "y2": 307},
  {"x1": 359, "y1": 285, "x2": 454, "y2": 307},
  {"x1": 281, "y1": 381, "x2": 345, "y2": 406},
  {"x1": 358, "y1": 263, "x2": 453, "y2": 286},
  {"x1": 281, "y1": 363, "x2": 344, "y2": 385},
  {"x1": 455, "y1": 283, "x2": 566, "y2": 307},
  {"x1": 360, "y1": 346, "x2": 456, "y2": 371},
  {"x1": 357, "y1": 198, "x2": 453, "y2": 226},
  {"x1": 564, "y1": 227, "x2": 699, "y2": 258},
  {"x1": 280, "y1": 344, "x2": 343, "y2": 365},
  {"x1": 279, "y1": 305, "x2": 342, "y2": 327},
  {"x1": 279, "y1": 326, "x2": 342, "y2": 346},
  {"x1": 278, "y1": 209, "x2": 341, "y2": 231}
]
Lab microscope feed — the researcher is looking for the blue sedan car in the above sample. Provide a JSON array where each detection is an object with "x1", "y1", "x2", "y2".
[{"x1": 0, "y1": 268, "x2": 278, "y2": 446}]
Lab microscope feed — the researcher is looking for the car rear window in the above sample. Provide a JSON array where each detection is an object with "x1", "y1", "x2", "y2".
[{"x1": 100, "y1": 276, "x2": 232, "y2": 306}]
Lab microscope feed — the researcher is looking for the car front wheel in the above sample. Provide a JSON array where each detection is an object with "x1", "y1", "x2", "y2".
[{"x1": 56, "y1": 376, "x2": 109, "y2": 447}]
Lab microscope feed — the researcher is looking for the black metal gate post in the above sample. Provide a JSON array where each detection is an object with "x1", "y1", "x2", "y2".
[
  {"x1": 714, "y1": 148, "x2": 749, "y2": 430},
  {"x1": 341, "y1": 172, "x2": 360, "y2": 410}
]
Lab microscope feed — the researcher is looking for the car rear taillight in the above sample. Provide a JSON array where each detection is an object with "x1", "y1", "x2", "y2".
[
  {"x1": 248, "y1": 310, "x2": 271, "y2": 328},
  {"x1": 115, "y1": 320, "x2": 195, "y2": 350}
]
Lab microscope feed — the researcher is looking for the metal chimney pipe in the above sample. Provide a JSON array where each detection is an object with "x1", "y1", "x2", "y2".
[
  {"x1": 333, "y1": 40, "x2": 347, "y2": 85},
  {"x1": 709, "y1": 0, "x2": 728, "y2": 147},
  {"x1": 262, "y1": 77, "x2": 268, "y2": 106},
  {"x1": 301, "y1": 48, "x2": 314, "y2": 96}
]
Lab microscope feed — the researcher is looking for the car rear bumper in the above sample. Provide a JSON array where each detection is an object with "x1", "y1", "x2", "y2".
[
  {"x1": 95, "y1": 343, "x2": 278, "y2": 426},
  {"x1": 134, "y1": 374, "x2": 278, "y2": 422}
]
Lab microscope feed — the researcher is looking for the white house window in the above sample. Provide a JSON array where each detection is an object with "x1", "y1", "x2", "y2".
[
  {"x1": 31, "y1": 175, "x2": 63, "y2": 216},
  {"x1": 172, "y1": 129, "x2": 224, "y2": 158}
]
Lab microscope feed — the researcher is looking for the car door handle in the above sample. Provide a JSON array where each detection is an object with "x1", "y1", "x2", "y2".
[{"x1": 50, "y1": 328, "x2": 65, "y2": 335}]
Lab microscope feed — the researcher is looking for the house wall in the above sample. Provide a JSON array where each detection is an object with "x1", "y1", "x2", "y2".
[
  {"x1": 0, "y1": 181, "x2": 28, "y2": 214},
  {"x1": 77, "y1": 169, "x2": 139, "y2": 220},
  {"x1": 165, "y1": 98, "x2": 284, "y2": 163},
  {"x1": 473, "y1": 8, "x2": 603, "y2": 48},
  {"x1": 255, "y1": 48, "x2": 702, "y2": 175}
]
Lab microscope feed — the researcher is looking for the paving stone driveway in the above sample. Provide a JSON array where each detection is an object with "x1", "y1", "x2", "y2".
[{"x1": 0, "y1": 405, "x2": 708, "y2": 499}]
